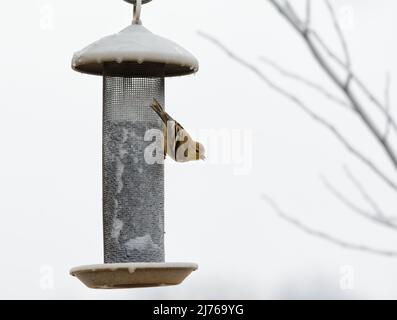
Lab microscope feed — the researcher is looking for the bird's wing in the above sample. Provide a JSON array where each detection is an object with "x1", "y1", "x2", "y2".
[
  {"x1": 150, "y1": 98, "x2": 195, "y2": 161},
  {"x1": 150, "y1": 98, "x2": 184, "y2": 130}
]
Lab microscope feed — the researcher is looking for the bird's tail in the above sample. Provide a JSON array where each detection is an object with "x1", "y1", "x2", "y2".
[{"x1": 150, "y1": 98, "x2": 168, "y2": 124}]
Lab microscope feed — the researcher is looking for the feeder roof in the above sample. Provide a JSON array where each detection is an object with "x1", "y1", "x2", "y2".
[{"x1": 72, "y1": 24, "x2": 199, "y2": 77}]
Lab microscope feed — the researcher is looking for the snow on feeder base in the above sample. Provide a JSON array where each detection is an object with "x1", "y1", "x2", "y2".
[{"x1": 69, "y1": 0, "x2": 199, "y2": 289}]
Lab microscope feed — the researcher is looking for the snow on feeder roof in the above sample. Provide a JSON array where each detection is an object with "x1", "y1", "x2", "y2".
[
  {"x1": 69, "y1": 0, "x2": 199, "y2": 289},
  {"x1": 72, "y1": 2, "x2": 199, "y2": 77},
  {"x1": 72, "y1": 24, "x2": 199, "y2": 77}
]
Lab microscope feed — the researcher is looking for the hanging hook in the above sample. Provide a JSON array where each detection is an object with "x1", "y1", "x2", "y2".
[{"x1": 133, "y1": 0, "x2": 142, "y2": 25}]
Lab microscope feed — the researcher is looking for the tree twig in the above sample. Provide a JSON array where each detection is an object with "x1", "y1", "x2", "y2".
[
  {"x1": 268, "y1": 0, "x2": 397, "y2": 172},
  {"x1": 305, "y1": 0, "x2": 312, "y2": 28},
  {"x1": 267, "y1": 0, "x2": 303, "y2": 34},
  {"x1": 269, "y1": 0, "x2": 397, "y2": 136},
  {"x1": 384, "y1": 73, "x2": 392, "y2": 139},
  {"x1": 284, "y1": 1, "x2": 304, "y2": 31},
  {"x1": 262, "y1": 194, "x2": 397, "y2": 257},
  {"x1": 309, "y1": 20, "x2": 397, "y2": 135},
  {"x1": 197, "y1": 30, "x2": 397, "y2": 192},
  {"x1": 324, "y1": 0, "x2": 352, "y2": 86},
  {"x1": 343, "y1": 166, "x2": 385, "y2": 218},
  {"x1": 321, "y1": 174, "x2": 397, "y2": 230},
  {"x1": 259, "y1": 56, "x2": 351, "y2": 110}
]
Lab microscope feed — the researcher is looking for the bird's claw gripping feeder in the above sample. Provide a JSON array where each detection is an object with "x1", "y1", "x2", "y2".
[{"x1": 70, "y1": 0, "x2": 199, "y2": 289}]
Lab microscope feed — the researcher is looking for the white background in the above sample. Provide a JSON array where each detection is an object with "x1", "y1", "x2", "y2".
[{"x1": 0, "y1": 0, "x2": 397, "y2": 299}]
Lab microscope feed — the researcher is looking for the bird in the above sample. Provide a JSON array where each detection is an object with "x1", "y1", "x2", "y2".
[{"x1": 150, "y1": 98, "x2": 205, "y2": 162}]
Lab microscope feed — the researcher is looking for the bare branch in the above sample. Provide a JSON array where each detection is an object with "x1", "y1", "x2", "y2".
[
  {"x1": 284, "y1": 1, "x2": 305, "y2": 30},
  {"x1": 321, "y1": 175, "x2": 397, "y2": 231},
  {"x1": 306, "y1": 37, "x2": 397, "y2": 168},
  {"x1": 384, "y1": 73, "x2": 392, "y2": 139},
  {"x1": 267, "y1": 1, "x2": 397, "y2": 171},
  {"x1": 343, "y1": 166, "x2": 385, "y2": 218},
  {"x1": 198, "y1": 31, "x2": 397, "y2": 192},
  {"x1": 355, "y1": 75, "x2": 397, "y2": 136},
  {"x1": 267, "y1": 0, "x2": 303, "y2": 34},
  {"x1": 281, "y1": 0, "x2": 397, "y2": 137},
  {"x1": 259, "y1": 56, "x2": 351, "y2": 110},
  {"x1": 310, "y1": 31, "x2": 346, "y2": 69},
  {"x1": 313, "y1": 3, "x2": 394, "y2": 134},
  {"x1": 324, "y1": 0, "x2": 352, "y2": 85},
  {"x1": 262, "y1": 194, "x2": 397, "y2": 257},
  {"x1": 310, "y1": 27, "x2": 397, "y2": 135},
  {"x1": 305, "y1": 0, "x2": 312, "y2": 28}
]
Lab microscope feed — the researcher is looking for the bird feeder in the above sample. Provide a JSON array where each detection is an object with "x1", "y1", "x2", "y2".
[{"x1": 69, "y1": 0, "x2": 199, "y2": 289}]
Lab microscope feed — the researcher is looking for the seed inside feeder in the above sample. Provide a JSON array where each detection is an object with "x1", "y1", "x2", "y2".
[{"x1": 103, "y1": 76, "x2": 165, "y2": 263}]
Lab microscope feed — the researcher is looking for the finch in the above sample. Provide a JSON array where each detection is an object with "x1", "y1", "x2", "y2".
[{"x1": 150, "y1": 98, "x2": 206, "y2": 162}]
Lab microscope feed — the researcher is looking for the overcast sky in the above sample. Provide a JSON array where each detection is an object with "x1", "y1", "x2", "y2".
[{"x1": 1, "y1": 0, "x2": 397, "y2": 299}]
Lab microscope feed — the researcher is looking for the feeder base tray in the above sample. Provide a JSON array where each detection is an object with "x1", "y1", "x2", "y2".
[{"x1": 70, "y1": 263, "x2": 198, "y2": 289}]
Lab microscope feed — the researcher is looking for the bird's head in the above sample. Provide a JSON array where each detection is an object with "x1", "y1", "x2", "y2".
[{"x1": 196, "y1": 142, "x2": 206, "y2": 161}]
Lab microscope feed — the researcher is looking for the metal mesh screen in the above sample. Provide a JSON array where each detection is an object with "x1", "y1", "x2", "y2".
[{"x1": 103, "y1": 70, "x2": 165, "y2": 263}]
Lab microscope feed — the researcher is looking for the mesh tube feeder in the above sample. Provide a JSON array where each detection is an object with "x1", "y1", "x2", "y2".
[{"x1": 70, "y1": 0, "x2": 199, "y2": 289}]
